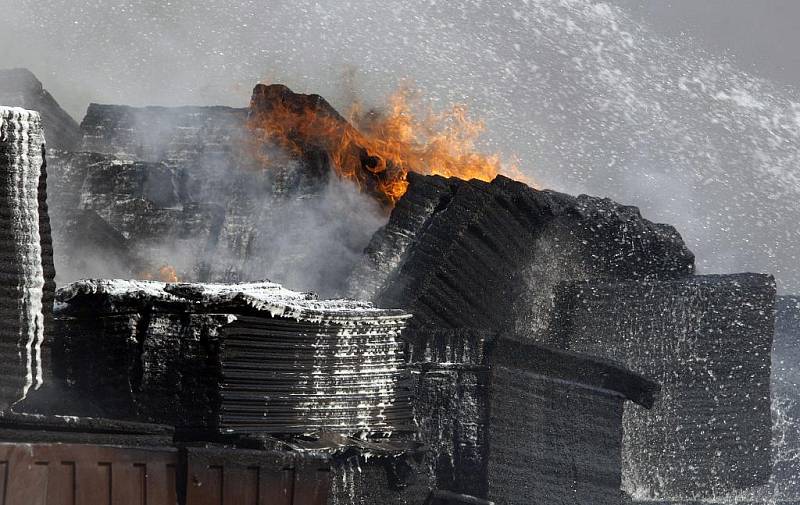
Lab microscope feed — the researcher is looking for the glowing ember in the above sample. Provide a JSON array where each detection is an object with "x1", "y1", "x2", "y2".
[
  {"x1": 247, "y1": 84, "x2": 518, "y2": 206},
  {"x1": 138, "y1": 265, "x2": 179, "y2": 283}
]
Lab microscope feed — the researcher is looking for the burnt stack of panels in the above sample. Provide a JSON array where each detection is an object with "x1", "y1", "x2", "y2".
[
  {"x1": 405, "y1": 328, "x2": 659, "y2": 505},
  {"x1": 348, "y1": 173, "x2": 774, "y2": 502},
  {"x1": 0, "y1": 106, "x2": 55, "y2": 410},
  {"x1": 346, "y1": 173, "x2": 695, "y2": 337},
  {"x1": 766, "y1": 296, "x2": 800, "y2": 502},
  {"x1": 53, "y1": 279, "x2": 412, "y2": 435},
  {"x1": 552, "y1": 274, "x2": 775, "y2": 500},
  {"x1": 47, "y1": 86, "x2": 343, "y2": 286}
]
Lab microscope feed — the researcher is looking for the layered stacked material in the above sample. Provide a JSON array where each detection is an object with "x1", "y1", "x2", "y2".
[
  {"x1": 552, "y1": 274, "x2": 775, "y2": 500},
  {"x1": 54, "y1": 279, "x2": 412, "y2": 435},
  {"x1": 347, "y1": 173, "x2": 695, "y2": 338},
  {"x1": 405, "y1": 328, "x2": 658, "y2": 505},
  {"x1": 0, "y1": 106, "x2": 55, "y2": 410},
  {"x1": 46, "y1": 150, "x2": 227, "y2": 279},
  {"x1": 46, "y1": 104, "x2": 254, "y2": 283}
]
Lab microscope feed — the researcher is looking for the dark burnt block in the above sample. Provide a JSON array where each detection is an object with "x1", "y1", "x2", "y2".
[
  {"x1": 0, "y1": 68, "x2": 81, "y2": 150},
  {"x1": 348, "y1": 173, "x2": 695, "y2": 338},
  {"x1": 78, "y1": 103, "x2": 248, "y2": 163},
  {"x1": 53, "y1": 280, "x2": 412, "y2": 437},
  {"x1": 46, "y1": 150, "x2": 227, "y2": 281},
  {"x1": 407, "y1": 329, "x2": 657, "y2": 505},
  {"x1": 553, "y1": 273, "x2": 775, "y2": 500}
]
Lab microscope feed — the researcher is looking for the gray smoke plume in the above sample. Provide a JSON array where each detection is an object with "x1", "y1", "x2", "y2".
[{"x1": 243, "y1": 173, "x2": 387, "y2": 297}]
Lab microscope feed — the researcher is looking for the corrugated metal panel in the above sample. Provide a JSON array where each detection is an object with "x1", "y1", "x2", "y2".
[
  {"x1": 185, "y1": 447, "x2": 330, "y2": 505},
  {"x1": 0, "y1": 442, "x2": 177, "y2": 505}
]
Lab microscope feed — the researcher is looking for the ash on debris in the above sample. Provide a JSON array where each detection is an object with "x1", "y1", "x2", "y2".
[{"x1": 53, "y1": 279, "x2": 412, "y2": 436}]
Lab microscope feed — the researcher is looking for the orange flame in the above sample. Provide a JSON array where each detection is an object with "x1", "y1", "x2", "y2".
[
  {"x1": 247, "y1": 85, "x2": 517, "y2": 206},
  {"x1": 138, "y1": 265, "x2": 179, "y2": 283}
]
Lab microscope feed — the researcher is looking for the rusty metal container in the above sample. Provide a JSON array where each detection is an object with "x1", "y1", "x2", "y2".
[
  {"x1": 185, "y1": 446, "x2": 330, "y2": 505},
  {"x1": 0, "y1": 442, "x2": 178, "y2": 504},
  {"x1": 0, "y1": 415, "x2": 331, "y2": 504}
]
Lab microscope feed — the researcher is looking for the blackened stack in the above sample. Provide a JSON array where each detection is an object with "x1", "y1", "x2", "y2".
[
  {"x1": 347, "y1": 173, "x2": 695, "y2": 338},
  {"x1": 404, "y1": 328, "x2": 658, "y2": 505},
  {"x1": 0, "y1": 106, "x2": 55, "y2": 410},
  {"x1": 53, "y1": 279, "x2": 412, "y2": 436},
  {"x1": 552, "y1": 274, "x2": 775, "y2": 499},
  {"x1": 0, "y1": 69, "x2": 81, "y2": 150}
]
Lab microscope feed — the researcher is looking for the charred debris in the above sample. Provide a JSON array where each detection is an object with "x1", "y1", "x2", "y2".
[{"x1": 0, "y1": 69, "x2": 794, "y2": 505}]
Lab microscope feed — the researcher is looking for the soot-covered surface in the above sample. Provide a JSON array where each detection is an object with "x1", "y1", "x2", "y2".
[
  {"x1": 47, "y1": 149, "x2": 227, "y2": 279},
  {"x1": 0, "y1": 411, "x2": 173, "y2": 446},
  {"x1": 347, "y1": 173, "x2": 695, "y2": 338},
  {"x1": 406, "y1": 328, "x2": 657, "y2": 505},
  {"x1": 43, "y1": 81, "x2": 379, "y2": 295},
  {"x1": 771, "y1": 297, "x2": 800, "y2": 502},
  {"x1": 0, "y1": 106, "x2": 55, "y2": 410},
  {"x1": 552, "y1": 274, "x2": 775, "y2": 501},
  {"x1": 0, "y1": 69, "x2": 80, "y2": 151},
  {"x1": 53, "y1": 279, "x2": 412, "y2": 436}
]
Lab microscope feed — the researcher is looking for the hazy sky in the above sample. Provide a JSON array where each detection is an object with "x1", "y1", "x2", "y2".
[
  {"x1": 618, "y1": 0, "x2": 800, "y2": 90},
  {"x1": 5, "y1": 0, "x2": 800, "y2": 119}
]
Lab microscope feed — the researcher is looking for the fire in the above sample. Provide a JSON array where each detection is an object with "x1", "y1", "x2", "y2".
[
  {"x1": 247, "y1": 84, "x2": 516, "y2": 206},
  {"x1": 138, "y1": 265, "x2": 179, "y2": 283}
]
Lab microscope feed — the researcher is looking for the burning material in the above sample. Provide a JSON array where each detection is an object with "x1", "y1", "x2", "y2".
[
  {"x1": 248, "y1": 84, "x2": 509, "y2": 206},
  {"x1": 53, "y1": 279, "x2": 412, "y2": 435},
  {"x1": 139, "y1": 265, "x2": 179, "y2": 283},
  {"x1": 0, "y1": 106, "x2": 55, "y2": 410},
  {"x1": 43, "y1": 78, "x2": 519, "y2": 291}
]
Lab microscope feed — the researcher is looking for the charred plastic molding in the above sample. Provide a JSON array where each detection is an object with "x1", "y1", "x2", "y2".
[
  {"x1": 0, "y1": 68, "x2": 81, "y2": 150},
  {"x1": 0, "y1": 106, "x2": 55, "y2": 410},
  {"x1": 347, "y1": 173, "x2": 695, "y2": 338},
  {"x1": 552, "y1": 273, "x2": 775, "y2": 500},
  {"x1": 406, "y1": 328, "x2": 659, "y2": 505},
  {"x1": 78, "y1": 103, "x2": 248, "y2": 164},
  {"x1": 53, "y1": 279, "x2": 412, "y2": 436},
  {"x1": 0, "y1": 411, "x2": 173, "y2": 447}
]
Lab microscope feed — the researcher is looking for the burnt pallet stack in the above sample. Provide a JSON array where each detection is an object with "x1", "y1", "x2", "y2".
[
  {"x1": 347, "y1": 173, "x2": 695, "y2": 337},
  {"x1": 552, "y1": 274, "x2": 775, "y2": 500},
  {"x1": 0, "y1": 106, "x2": 55, "y2": 410},
  {"x1": 220, "y1": 314, "x2": 410, "y2": 434},
  {"x1": 53, "y1": 279, "x2": 412, "y2": 436},
  {"x1": 349, "y1": 173, "x2": 776, "y2": 503},
  {"x1": 404, "y1": 328, "x2": 659, "y2": 505}
]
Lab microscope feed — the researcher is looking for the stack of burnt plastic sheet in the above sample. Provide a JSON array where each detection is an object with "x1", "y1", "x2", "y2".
[
  {"x1": 54, "y1": 279, "x2": 412, "y2": 435},
  {"x1": 0, "y1": 106, "x2": 55, "y2": 410}
]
